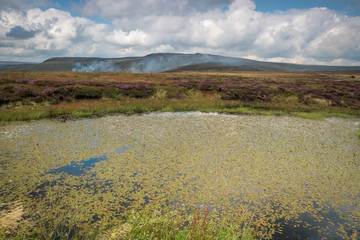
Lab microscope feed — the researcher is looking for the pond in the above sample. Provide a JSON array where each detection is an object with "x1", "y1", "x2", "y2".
[{"x1": 0, "y1": 112, "x2": 359, "y2": 239}]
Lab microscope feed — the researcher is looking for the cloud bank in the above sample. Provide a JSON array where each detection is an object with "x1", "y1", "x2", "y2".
[{"x1": 0, "y1": 0, "x2": 360, "y2": 65}]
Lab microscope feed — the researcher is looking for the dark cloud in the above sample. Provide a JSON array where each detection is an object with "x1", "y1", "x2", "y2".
[{"x1": 6, "y1": 26, "x2": 39, "y2": 39}]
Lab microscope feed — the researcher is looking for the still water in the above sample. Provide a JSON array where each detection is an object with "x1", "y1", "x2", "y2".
[{"x1": 0, "y1": 112, "x2": 359, "y2": 239}]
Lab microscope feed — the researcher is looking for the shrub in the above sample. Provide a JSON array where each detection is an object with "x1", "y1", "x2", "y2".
[
  {"x1": 112, "y1": 93, "x2": 124, "y2": 100},
  {"x1": 171, "y1": 81, "x2": 198, "y2": 89},
  {"x1": 42, "y1": 87, "x2": 57, "y2": 96},
  {"x1": 73, "y1": 86, "x2": 104, "y2": 100},
  {"x1": 199, "y1": 81, "x2": 213, "y2": 91},
  {"x1": 221, "y1": 91, "x2": 240, "y2": 100},
  {"x1": 12, "y1": 86, "x2": 25, "y2": 95},
  {"x1": 0, "y1": 95, "x2": 9, "y2": 105},
  {"x1": 15, "y1": 78, "x2": 35, "y2": 85},
  {"x1": 116, "y1": 84, "x2": 132, "y2": 90},
  {"x1": 218, "y1": 86, "x2": 228, "y2": 92}
]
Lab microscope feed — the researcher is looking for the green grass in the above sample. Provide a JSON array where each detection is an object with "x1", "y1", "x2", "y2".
[
  {"x1": 0, "y1": 209, "x2": 258, "y2": 240},
  {"x1": 291, "y1": 111, "x2": 358, "y2": 120},
  {"x1": 0, "y1": 107, "x2": 51, "y2": 121},
  {"x1": 1, "y1": 100, "x2": 359, "y2": 122},
  {"x1": 95, "y1": 210, "x2": 257, "y2": 240}
]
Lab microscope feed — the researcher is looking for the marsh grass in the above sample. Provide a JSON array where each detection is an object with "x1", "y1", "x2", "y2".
[
  {"x1": 95, "y1": 209, "x2": 257, "y2": 240},
  {"x1": 0, "y1": 106, "x2": 50, "y2": 121},
  {"x1": 1, "y1": 98, "x2": 358, "y2": 122},
  {"x1": 1, "y1": 208, "x2": 258, "y2": 240}
]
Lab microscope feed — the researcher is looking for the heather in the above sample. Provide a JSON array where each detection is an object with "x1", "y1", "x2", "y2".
[{"x1": 0, "y1": 71, "x2": 359, "y2": 121}]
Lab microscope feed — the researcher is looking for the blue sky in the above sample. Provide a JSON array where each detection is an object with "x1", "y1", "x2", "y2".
[
  {"x1": 254, "y1": 0, "x2": 360, "y2": 15},
  {"x1": 48, "y1": 0, "x2": 360, "y2": 18},
  {"x1": 1, "y1": 0, "x2": 360, "y2": 65},
  {"x1": 48, "y1": 0, "x2": 360, "y2": 15}
]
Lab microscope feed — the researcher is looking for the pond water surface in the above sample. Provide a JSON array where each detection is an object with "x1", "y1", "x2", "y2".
[{"x1": 0, "y1": 112, "x2": 359, "y2": 239}]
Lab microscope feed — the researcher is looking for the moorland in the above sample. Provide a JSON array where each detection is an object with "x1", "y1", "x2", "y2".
[{"x1": 0, "y1": 70, "x2": 360, "y2": 121}]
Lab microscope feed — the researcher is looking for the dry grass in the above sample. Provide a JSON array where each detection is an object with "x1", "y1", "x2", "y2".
[{"x1": 0, "y1": 202, "x2": 24, "y2": 231}]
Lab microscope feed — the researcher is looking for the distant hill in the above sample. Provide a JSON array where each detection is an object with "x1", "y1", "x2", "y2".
[
  {"x1": 0, "y1": 61, "x2": 38, "y2": 71},
  {"x1": 2, "y1": 53, "x2": 360, "y2": 72}
]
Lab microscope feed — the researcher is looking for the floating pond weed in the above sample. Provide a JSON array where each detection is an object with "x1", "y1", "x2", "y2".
[{"x1": 0, "y1": 113, "x2": 359, "y2": 239}]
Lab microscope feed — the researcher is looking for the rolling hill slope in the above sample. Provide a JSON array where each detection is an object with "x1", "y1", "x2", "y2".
[{"x1": 2, "y1": 53, "x2": 360, "y2": 72}]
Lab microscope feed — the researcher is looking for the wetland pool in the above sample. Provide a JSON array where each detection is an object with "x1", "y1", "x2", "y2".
[{"x1": 0, "y1": 112, "x2": 359, "y2": 239}]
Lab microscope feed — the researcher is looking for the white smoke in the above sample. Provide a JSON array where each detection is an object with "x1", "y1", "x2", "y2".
[
  {"x1": 72, "y1": 61, "x2": 118, "y2": 72},
  {"x1": 128, "y1": 53, "x2": 246, "y2": 73}
]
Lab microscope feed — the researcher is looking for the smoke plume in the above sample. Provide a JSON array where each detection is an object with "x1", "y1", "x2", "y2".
[{"x1": 72, "y1": 61, "x2": 118, "y2": 72}]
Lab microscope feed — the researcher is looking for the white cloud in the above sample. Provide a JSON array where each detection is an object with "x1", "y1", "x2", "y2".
[
  {"x1": 0, "y1": 7, "x2": 113, "y2": 61},
  {"x1": 305, "y1": 17, "x2": 360, "y2": 60},
  {"x1": 151, "y1": 44, "x2": 175, "y2": 53},
  {"x1": 81, "y1": 0, "x2": 232, "y2": 18},
  {"x1": 0, "y1": 0, "x2": 360, "y2": 65},
  {"x1": 106, "y1": 29, "x2": 152, "y2": 46}
]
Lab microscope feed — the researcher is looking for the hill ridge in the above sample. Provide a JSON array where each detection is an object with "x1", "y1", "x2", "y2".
[{"x1": 2, "y1": 53, "x2": 360, "y2": 72}]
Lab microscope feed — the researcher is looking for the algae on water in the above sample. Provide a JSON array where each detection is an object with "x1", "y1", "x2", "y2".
[{"x1": 0, "y1": 113, "x2": 359, "y2": 239}]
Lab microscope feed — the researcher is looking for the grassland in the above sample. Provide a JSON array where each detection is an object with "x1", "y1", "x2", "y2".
[{"x1": 0, "y1": 71, "x2": 359, "y2": 121}]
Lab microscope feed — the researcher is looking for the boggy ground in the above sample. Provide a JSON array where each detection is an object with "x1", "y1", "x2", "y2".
[
  {"x1": 0, "y1": 113, "x2": 359, "y2": 239},
  {"x1": 0, "y1": 71, "x2": 359, "y2": 121}
]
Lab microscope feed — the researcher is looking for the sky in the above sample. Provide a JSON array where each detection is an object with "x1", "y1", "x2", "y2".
[{"x1": 1, "y1": 0, "x2": 360, "y2": 66}]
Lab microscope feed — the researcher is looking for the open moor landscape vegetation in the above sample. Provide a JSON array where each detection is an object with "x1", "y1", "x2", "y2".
[
  {"x1": 0, "y1": 70, "x2": 359, "y2": 240},
  {"x1": 0, "y1": 71, "x2": 359, "y2": 121}
]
